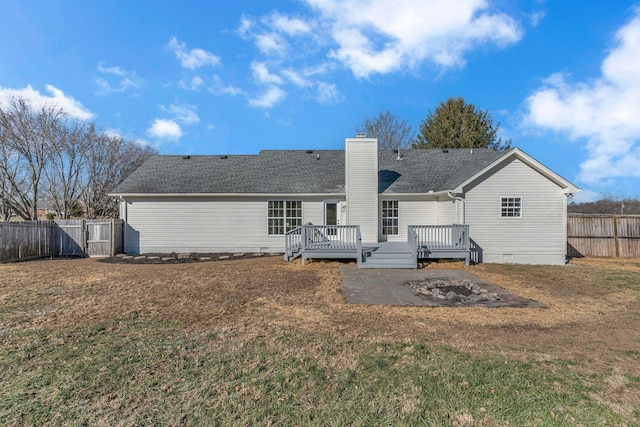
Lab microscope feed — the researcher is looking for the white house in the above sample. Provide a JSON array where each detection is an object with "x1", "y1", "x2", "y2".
[{"x1": 111, "y1": 134, "x2": 579, "y2": 267}]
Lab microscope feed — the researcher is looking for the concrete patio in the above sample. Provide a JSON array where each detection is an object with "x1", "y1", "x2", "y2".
[{"x1": 339, "y1": 265, "x2": 545, "y2": 308}]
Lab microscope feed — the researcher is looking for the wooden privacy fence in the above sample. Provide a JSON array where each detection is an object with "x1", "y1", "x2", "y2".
[
  {"x1": 0, "y1": 219, "x2": 124, "y2": 262},
  {"x1": 568, "y1": 214, "x2": 640, "y2": 258}
]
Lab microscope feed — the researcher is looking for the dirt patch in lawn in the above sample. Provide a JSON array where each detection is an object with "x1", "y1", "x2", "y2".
[{"x1": 98, "y1": 252, "x2": 282, "y2": 264}]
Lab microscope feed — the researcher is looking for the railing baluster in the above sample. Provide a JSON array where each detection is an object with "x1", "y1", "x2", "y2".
[{"x1": 408, "y1": 224, "x2": 470, "y2": 252}]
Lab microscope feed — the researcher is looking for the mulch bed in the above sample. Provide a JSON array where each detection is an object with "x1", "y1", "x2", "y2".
[{"x1": 98, "y1": 252, "x2": 282, "y2": 264}]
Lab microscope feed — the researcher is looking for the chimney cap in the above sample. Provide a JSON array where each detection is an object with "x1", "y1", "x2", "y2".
[{"x1": 356, "y1": 132, "x2": 366, "y2": 138}]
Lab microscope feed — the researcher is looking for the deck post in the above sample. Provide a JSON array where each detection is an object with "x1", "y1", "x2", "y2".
[
  {"x1": 356, "y1": 226, "x2": 362, "y2": 267},
  {"x1": 408, "y1": 226, "x2": 418, "y2": 265},
  {"x1": 301, "y1": 226, "x2": 307, "y2": 265}
]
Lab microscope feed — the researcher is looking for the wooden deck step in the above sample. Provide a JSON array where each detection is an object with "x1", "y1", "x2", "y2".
[{"x1": 360, "y1": 242, "x2": 416, "y2": 269}]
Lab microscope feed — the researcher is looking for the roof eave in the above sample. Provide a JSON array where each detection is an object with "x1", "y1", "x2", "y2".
[
  {"x1": 109, "y1": 192, "x2": 346, "y2": 198},
  {"x1": 378, "y1": 190, "x2": 451, "y2": 197}
]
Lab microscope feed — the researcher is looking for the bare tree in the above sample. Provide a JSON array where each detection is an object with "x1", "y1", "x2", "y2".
[
  {"x1": 82, "y1": 131, "x2": 156, "y2": 218},
  {"x1": 44, "y1": 120, "x2": 90, "y2": 219},
  {"x1": 568, "y1": 193, "x2": 640, "y2": 214},
  {"x1": 0, "y1": 96, "x2": 157, "y2": 221},
  {"x1": 0, "y1": 97, "x2": 65, "y2": 220},
  {"x1": 0, "y1": 143, "x2": 21, "y2": 221},
  {"x1": 356, "y1": 110, "x2": 414, "y2": 150}
]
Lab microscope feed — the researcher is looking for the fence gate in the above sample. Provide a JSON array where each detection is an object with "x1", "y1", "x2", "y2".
[
  {"x1": 55, "y1": 220, "x2": 86, "y2": 256},
  {"x1": 86, "y1": 220, "x2": 112, "y2": 256}
]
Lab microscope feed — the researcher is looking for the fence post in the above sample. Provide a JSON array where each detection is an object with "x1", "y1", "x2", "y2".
[
  {"x1": 110, "y1": 219, "x2": 115, "y2": 257},
  {"x1": 82, "y1": 219, "x2": 87, "y2": 255},
  {"x1": 613, "y1": 215, "x2": 619, "y2": 258}
]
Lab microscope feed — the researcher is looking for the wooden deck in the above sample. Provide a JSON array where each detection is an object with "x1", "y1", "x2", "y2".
[
  {"x1": 410, "y1": 224, "x2": 471, "y2": 266},
  {"x1": 285, "y1": 224, "x2": 471, "y2": 268}
]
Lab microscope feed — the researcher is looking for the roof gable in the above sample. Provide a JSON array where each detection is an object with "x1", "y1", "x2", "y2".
[{"x1": 452, "y1": 148, "x2": 580, "y2": 194}]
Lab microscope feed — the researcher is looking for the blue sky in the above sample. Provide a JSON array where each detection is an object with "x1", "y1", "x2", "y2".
[{"x1": 1, "y1": 1, "x2": 639, "y2": 202}]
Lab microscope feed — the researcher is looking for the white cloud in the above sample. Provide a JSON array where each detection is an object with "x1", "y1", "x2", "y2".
[
  {"x1": 242, "y1": 13, "x2": 312, "y2": 58},
  {"x1": 97, "y1": 62, "x2": 126, "y2": 76},
  {"x1": 178, "y1": 76, "x2": 205, "y2": 91},
  {"x1": 147, "y1": 118, "x2": 183, "y2": 140},
  {"x1": 104, "y1": 128, "x2": 122, "y2": 139},
  {"x1": 529, "y1": 11, "x2": 546, "y2": 27},
  {"x1": 228, "y1": 1, "x2": 522, "y2": 110},
  {"x1": 104, "y1": 128, "x2": 153, "y2": 147},
  {"x1": 251, "y1": 62, "x2": 283, "y2": 85},
  {"x1": 303, "y1": 0, "x2": 522, "y2": 78},
  {"x1": 95, "y1": 61, "x2": 141, "y2": 95},
  {"x1": 255, "y1": 33, "x2": 287, "y2": 56},
  {"x1": 238, "y1": 16, "x2": 255, "y2": 38},
  {"x1": 160, "y1": 103, "x2": 200, "y2": 125},
  {"x1": 167, "y1": 37, "x2": 220, "y2": 69},
  {"x1": 248, "y1": 87, "x2": 287, "y2": 109},
  {"x1": 0, "y1": 84, "x2": 94, "y2": 120},
  {"x1": 282, "y1": 69, "x2": 312, "y2": 87},
  {"x1": 571, "y1": 189, "x2": 602, "y2": 204},
  {"x1": 209, "y1": 75, "x2": 244, "y2": 96},
  {"x1": 524, "y1": 8, "x2": 640, "y2": 184},
  {"x1": 314, "y1": 81, "x2": 343, "y2": 104},
  {"x1": 265, "y1": 12, "x2": 312, "y2": 36}
]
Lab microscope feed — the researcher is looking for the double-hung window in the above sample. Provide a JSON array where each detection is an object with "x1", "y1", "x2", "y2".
[
  {"x1": 500, "y1": 197, "x2": 522, "y2": 218},
  {"x1": 381, "y1": 200, "x2": 399, "y2": 235},
  {"x1": 268, "y1": 201, "x2": 302, "y2": 235}
]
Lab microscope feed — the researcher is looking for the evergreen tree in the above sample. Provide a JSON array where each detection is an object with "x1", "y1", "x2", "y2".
[{"x1": 413, "y1": 97, "x2": 511, "y2": 151}]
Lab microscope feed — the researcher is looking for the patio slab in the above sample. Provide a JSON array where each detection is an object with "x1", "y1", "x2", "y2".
[{"x1": 339, "y1": 265, "x2": 545, "y2": 308}]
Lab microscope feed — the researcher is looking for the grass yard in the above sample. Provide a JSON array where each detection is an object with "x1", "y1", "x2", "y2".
[{"x1": 1, "y1": 256, "x2": 639, "y2": 426}]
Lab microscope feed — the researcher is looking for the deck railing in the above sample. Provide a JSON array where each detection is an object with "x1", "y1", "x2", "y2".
[
  {"x1": 409, "y1": 224, "x2": 470, "y2": 251},
  {"x1": 284, "y1": 224, "x2": 362, "y2": 261},
  {"x1": 284, "y1": 226, "x2": 304, "y2": 260},
  {"x1": 285, "y1": 224, "x2": 470, "y2": 266},
  {"x1": 408, "y1": 225, "x2": 418, "y2": 252}
]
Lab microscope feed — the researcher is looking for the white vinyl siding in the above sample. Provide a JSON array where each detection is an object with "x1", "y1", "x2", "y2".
[
  {"x1": 464, "y1": 158, "x2": 567, "y2": 265},
  {"x1": 268, "y1": 200, "x2": 302, "y2": 235},
  {"x1": 345, "y1": 137, "x2": 378, "y2": 242},
  {"x1": 379, "y1": 196, "x2": 443, "y2": 242},
  {"x1": 436, "y1": 197, "x2": 459, "y2": 224},
  {"x1": 122, "y1": 196, "x2": 330, "y2": 254}
]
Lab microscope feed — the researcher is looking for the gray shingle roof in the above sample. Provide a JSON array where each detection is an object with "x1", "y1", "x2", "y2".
[{"x1": 111, "y1": 148, "x2": 505, "y2": 195}]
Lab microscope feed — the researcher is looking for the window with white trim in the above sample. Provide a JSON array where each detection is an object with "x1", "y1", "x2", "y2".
[
  {"x1": 500, "y1": 197, "x2": 522, "y2": 218},
  {"x1": 381, "y1": 200, "x2": 399, "y2": 235},
  {"x1": 268, "y1": 201, "x2": 302, "y2": 235}
]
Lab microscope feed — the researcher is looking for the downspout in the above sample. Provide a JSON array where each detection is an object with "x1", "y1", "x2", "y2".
[
  {"x1": 447, "y1": 192, "x2": 465, "y2": 224},
  {"x1": 120, "y1": 196, "x2": 127, "y2": 254}
]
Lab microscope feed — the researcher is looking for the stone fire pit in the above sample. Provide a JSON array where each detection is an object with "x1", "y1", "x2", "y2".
[{"x1": 406, "y1": 278, "x2": 501, "y2": 306}]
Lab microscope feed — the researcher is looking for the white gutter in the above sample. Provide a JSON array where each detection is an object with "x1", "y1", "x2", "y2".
[
  {"x1": 108, "y1": 192, "x2": 346, "y2": 198},
  {"x1": 120, "y1": 196, "x2": 127, "y2": 254},
  {"x1": 120, "y1": 196, "x2": 127, "y2": 222}
]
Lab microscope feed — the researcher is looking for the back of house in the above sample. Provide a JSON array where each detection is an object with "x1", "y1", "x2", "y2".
[{"x1": 111, "y1": 134, "x2": 579, "y2": 265}]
